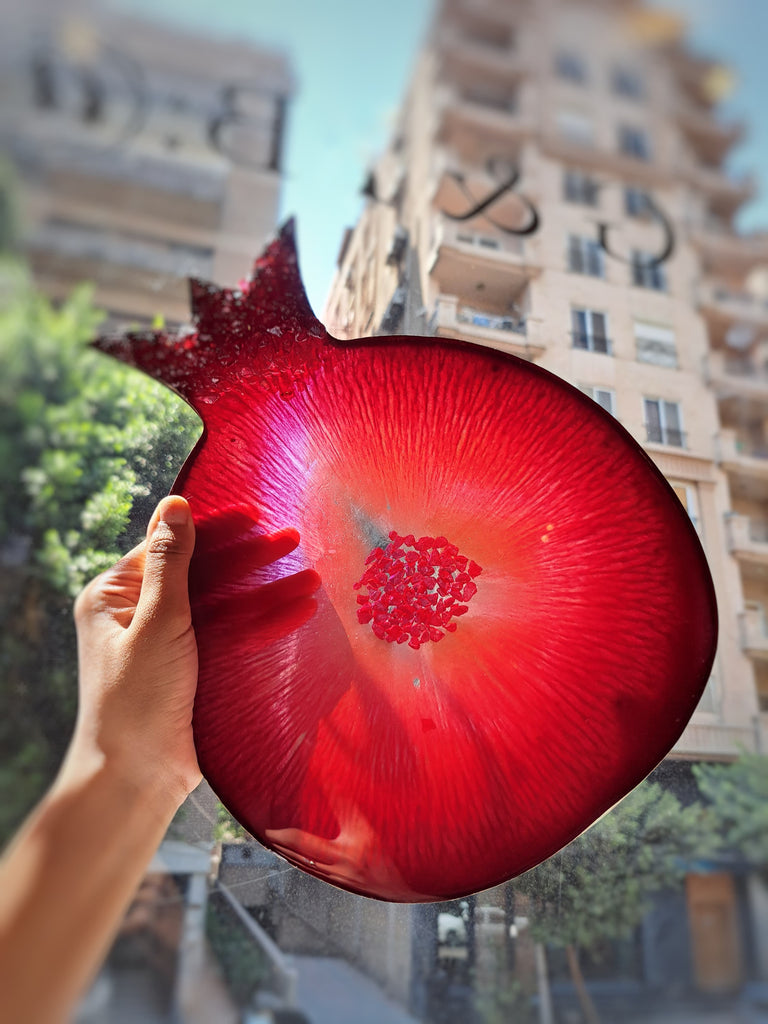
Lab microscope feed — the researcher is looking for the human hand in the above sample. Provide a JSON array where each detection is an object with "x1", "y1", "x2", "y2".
[{"x1": 67, "y1": 495, "x2": 200, "y2": 814}]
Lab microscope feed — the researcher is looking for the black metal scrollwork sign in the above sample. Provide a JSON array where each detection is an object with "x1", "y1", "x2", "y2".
[
  {"x1": 365, "y1": 155, "x2": 675, "y2": 266},
  {"x1": 28, "y1": 48, "x2": 286, "y2": 172}
]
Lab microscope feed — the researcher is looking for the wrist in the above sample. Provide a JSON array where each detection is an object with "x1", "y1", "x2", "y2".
[{"x1": 56, "y1": 730, "x2": 190, "y2": 829}]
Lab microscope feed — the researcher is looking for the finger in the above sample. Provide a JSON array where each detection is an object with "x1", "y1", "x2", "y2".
[
  {"x1": 192, "y1": 504, "x2": 260, "y2": 550},
  {"x1": 193, "y1": 505, "x2": 301, "y2": 565},
  {"x1": 190, "y1": 528, "x2": 302, "y2": 595},
  {"x1": 195, "y1": 569, "x2": 321, "y2": 626},
  {"x1": 134, "y1": 496, "x2": 196, "y2": 632},
  {"x1": 234, "y1": 594, "x2": 318, "y2": 652}
]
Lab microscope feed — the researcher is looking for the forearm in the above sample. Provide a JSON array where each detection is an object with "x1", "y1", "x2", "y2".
[{"x1": 0, "y1": 748, "x2": 182, "y2": 1024}]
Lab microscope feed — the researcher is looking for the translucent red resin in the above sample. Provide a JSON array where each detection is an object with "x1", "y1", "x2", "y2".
[{"x1": 95, "y1": 221, "x2": 717, "y2": 902}]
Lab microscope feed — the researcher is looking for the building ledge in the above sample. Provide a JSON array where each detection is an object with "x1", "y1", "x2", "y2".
[
  {"x1": 642, "y1": 445, "x2": 715, "y2": 481},
  {"x1": 431, "y1": 293, "x2": 543, "y2": 359},
  {"x1": 698, "y1": 283, "x2": 768, "y2": 328},
  {"x1": 726, "y1": 513, "x2": 768, "y2": 566},
  {"x1": 671, "y1": 719, "x2": 761, "y2": 759},
  {"x1": 716, "y1": 429, "x2": 768, "y2": 481},
  {"x1": 689, "y1": 226, "x2": 768, "y2": 272},
  {"x1": 740, "y1": 605, "x2": 768, "y2": 661},
  {"x1": 539, "y1": 133, "x2": 674, "y2": 186}
]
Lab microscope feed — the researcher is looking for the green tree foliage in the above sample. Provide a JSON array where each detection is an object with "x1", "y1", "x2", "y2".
[
  {"x1": 0, "y1": 266, "x2": 200, "y2": 840},
  {"x1": 517, "y1": 781, "x2": 717, "y2": 952},
  {"x1": 214, "y1": 801, "x2": 252, "y2": 843},
  {"x1": 693, "y1": 754, "x2": 768, "y2": 870},
  {"x1": 514, "y1": 780, "x2": 718, "y2": 1023}
]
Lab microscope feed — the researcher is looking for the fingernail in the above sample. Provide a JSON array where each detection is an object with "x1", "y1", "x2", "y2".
[{"x1": 159, "y1": 498, "x2": 189, "y2": 527}]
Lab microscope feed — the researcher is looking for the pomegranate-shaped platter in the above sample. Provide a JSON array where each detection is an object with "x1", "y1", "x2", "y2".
[{"x1": 95, "y1": 221, "x2": 717, "y2": 902}]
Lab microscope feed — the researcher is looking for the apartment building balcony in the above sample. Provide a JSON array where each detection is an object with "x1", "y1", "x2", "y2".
[
  {"x1": 716, "y1": 428, "x2": 768, "y2": 482},
  {"x1": 26, "y1": 222, "x2": 215, "y2": 280},
  {"x1": 705, "y1": 350, "x2": 768, "y2": 409},
  {"x1": 726, "y1": 514, "x2": 768, "y2": 567},
  {"x1": 740, "y1": 604, "x2": 768, "y2": 661},
  {"x1": 431, "y1": 294, "x2": 544, "y2": 359},
  {"x1": 25, "y1": 222, "x2": 211, "y2": 322},
  {"x1": 436, "y1": 27, "x2": 529, "y2": 85},
  {"x1": 690, "y1": 223, "x2": 768, "y2": 275},
  {"x1": 676, "y1": 100, "x2": 744, "y2": 164},
  {"x1": 428, "y1": 216, "x2": 537, "y2": 298},
  {"x1": 683, "y1": 161, "x2": 756, "y2": 216},
  {"x1": 672, "y1": 719, "x2": 761, "y2": 758},
  {"x1": 698, "y1": 282, "x2": 768, "y2": 329},
  {"x1": 435, "y1": 84, "x2": 535, "y2": 148},
  {"x1": 671, "y1": 47, "x2": 731, "y2": 107}
]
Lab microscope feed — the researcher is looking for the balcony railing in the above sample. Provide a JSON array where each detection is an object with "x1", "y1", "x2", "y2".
[
  {"x1": 750, "y1": 519, "x2": 768, "y2": 543},
  {"x1": 432, "y1": 216, "x2": 526, "y2": 261},
  {"x1": 725, "y1": 355, "x2": 757, "y2": 376},
  {"x1": 645, "y1": 424, "x2": 686, "y2": 448},
  {"x1": 26, "y1": 222, "x2": 215, "y2": 279},
  {"x1": 740, "y1": 604, "x2": 768, "y2": 662},
  {"x1": 685, "y1": 161, "x2": 756, "y2": 209},
  {"x1": 716, "y1": 429, "x2": 768, "y2": 473},
  {"x1": 673, "y1": 720, "x2": 761, "y2": 758},
  {"x1": 699, "y1": 281, "x2": 768, "y2": 323},
  {"x1": 726, "y1": 514, "x2": 768, "y2": 561},
  {"x1": 734, "y1": 438, "x2": 768, "y2": 460},
  {"x1": 457, "y1": 306, "x2": 526, "y2": 335},
  {"x1": 706, "y1": 351, "x2": 768, "y2": 400},
  {"x1": 436, "y1": 83, "x2": 535, "y2": 140},
  {"x1": 713, "y1": 286, "x2": 768, "y2": 311},
  {"x1": 19, "y1": 137, "x2": 227, "y2": 201},
  {"x1": 458, "y1": 89, "x2": 517, "y2": 114},
  {"x1": 431, "y1": 294, "x2": 541, "y2": 359}
]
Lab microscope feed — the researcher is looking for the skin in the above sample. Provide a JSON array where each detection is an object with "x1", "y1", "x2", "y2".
[{"x1": 0, "y1": 495, "x2": 200, "y2": 1024}]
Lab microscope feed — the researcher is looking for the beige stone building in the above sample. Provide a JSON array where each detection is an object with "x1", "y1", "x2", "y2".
[
  {"x1": 324, "y1": 1, "x2": 768, "y2": 1001},
  {"x1": 326, "y1": 0, "x2": 768, "y2": 770},
  {"x1": 0, "y1": 0, "x2": 293, "y2": 325},
  {"x1": 0, "y1": 7, "x2": 295, "y2": 1020}
]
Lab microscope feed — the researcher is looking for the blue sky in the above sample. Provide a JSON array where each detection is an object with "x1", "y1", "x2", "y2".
[{"x1": 110, "y1": 0, "x2": 768, "y2": 314}]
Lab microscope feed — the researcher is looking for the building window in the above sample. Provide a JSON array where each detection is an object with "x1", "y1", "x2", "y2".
[
  {"x1": 670, "y1": 481, "x2": 700, "y2": 533},
  {"x1": 631, "y1": 251, "x2": 667, "y2": 291},
  {"x1": 634, "y1": 321, "x2": 677, "y2": 367},
  {"x1": 568, "y1": 235, "x2": 604, "y2": 278},
  {"x1": 624, "y1": 186, "x2": 651, "y2": 218},
  {"x1": 564, "y1": 169, "x2": 599, "y2": 206},
  {"x1": 556, "y1": 109, "x2": 594, "y2": 146},
  {"x1": 555, "y1": 50, "x2": 587, "y2": 84},
  {"x1": 579, "y1": 385, "x2": 615, "y2": 415},
  {"x1": 572, "y1": 308, "x2": 610, "y2": 353},
  {"x1": 644, "y1": 398, "x2": 684, "y2": 447},
  {"x1": 618, "y1": 124, "x2": 651, "y2": 161},
  {"x1": 612, "y1": 66, "x2": 644, "y2": 100}
]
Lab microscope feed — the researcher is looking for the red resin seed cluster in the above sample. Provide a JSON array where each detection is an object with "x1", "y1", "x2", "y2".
[{"x1": 353, "y1": 531, "x2": 483, "y2": 650}]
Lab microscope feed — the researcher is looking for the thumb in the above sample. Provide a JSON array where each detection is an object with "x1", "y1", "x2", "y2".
[{"x1": 134, "y1": 496, "x2": 196, "y2": 632}]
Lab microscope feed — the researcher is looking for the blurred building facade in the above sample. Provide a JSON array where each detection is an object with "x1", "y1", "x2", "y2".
[
  {"x1": 324, "y1": 0, "x2": 768, "y2": 1008},
  {"x1": 0, "y1": 5, "x2": 295, "y2": 1021},
  {"x1": 0, "y1": 0, "x2": 293, "y2": 325}
]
